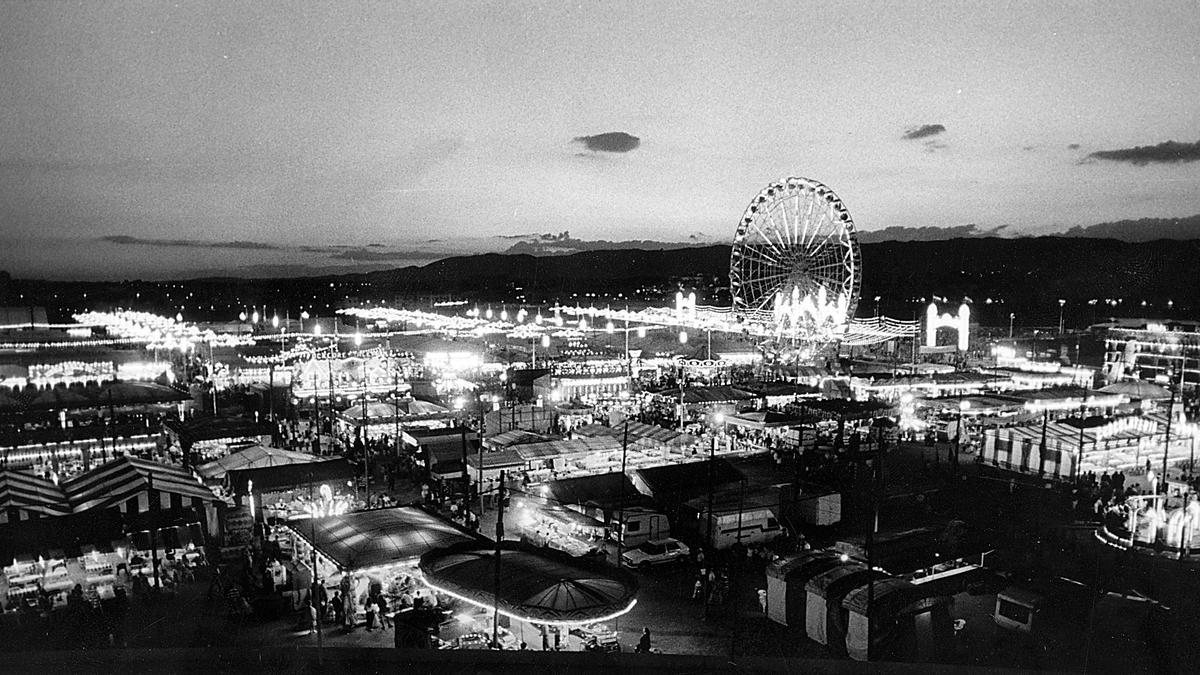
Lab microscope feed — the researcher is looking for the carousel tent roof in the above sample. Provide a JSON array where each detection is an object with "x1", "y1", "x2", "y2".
[
  {"x1": 397, "y1": 399, "x2": 450, "y2": 415},
  {"x1": 420, "y1": 540, "x2": 638, "y2": 624},
  {"x1": 64, "y1": 456, "x2": 219, "y2": 513},
  {"x1": 94, "y1": 381, "x2": 189, "y2": 406},
  {"x1": 1097, "y1": 380, "x2": 1173, "y2": 399},
  {"x1": 196, "y1": 445, "x2": 321, "y2": 481},
  {"x1": 289, "y1": 505, "x2": 483, "y2": 571},
  {"x1": 338, "y1": 401, "x2": 400, "y2": 422},
  {"x1": 225, "y1": 457, "x2": 356, "y2": 496},
  {"x1": 0, "y1": 469, "x2": 71, "y2": 518},
  {"x1": 25, "y1": 386, "x2": 93, "y2": 411},
  {"x1": 725, "y1": 411, "x2": 807, "y2": 430}
]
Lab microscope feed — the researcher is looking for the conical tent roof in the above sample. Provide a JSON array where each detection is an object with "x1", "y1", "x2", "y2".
[
  {"x1": 196, "y1": 445, "x2": 320, "y2": 480},
  {"x1": 1097, "y1": 380, "x2": 1171, "y2": 399},
  {"x1": 26, "y1": 386, "x2": 93, "y2": 410},
  {"x1": 420, "y1": 541, "x2": 638, "y2": 624},
  {"x1": 340, "y1": 401, "x2": 400, "y2": 421}
]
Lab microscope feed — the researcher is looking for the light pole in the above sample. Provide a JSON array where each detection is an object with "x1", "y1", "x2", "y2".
[
  {"x1": 1008, "y1": 313, "x2": 1015, "y2": 340},
  {"x1": 955, "y1": 399, "x2": 970, "y2": 474},
  {"x1": 1058, "y1": 299, "x2": 1066, "y2": 335}
]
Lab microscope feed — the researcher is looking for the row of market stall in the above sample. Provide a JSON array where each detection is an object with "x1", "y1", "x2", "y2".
[
  {"x1": 765, "y1": 550, "x2": 957, "y2": 662},
  {"x1": 0, "y1": 456, "x2": 222, "y2": 612}
]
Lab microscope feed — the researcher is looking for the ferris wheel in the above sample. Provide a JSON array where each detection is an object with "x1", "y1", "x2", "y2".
[{"x1": 729, "y1": 177, "x2": 862, "y2": 360}]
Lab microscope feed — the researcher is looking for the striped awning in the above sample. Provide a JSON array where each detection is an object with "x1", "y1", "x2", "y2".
[
  {"x1": 0, "y1": 470, "x2": 71, "y2": 518},
  {"x1": 64, "y1": 456, "x2": 218, "y2": 513}
]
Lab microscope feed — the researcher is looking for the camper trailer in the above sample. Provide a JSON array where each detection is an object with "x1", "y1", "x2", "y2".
[{"x1": 610, "y1": 507, "x2": 669, "y2": 547}]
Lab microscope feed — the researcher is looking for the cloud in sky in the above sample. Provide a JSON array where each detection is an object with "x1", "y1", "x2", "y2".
[
  {"x1": 902, "y1": 124, "x2": 946, "y2": 140},
  {"x1": 1086, "y1": 140, "x2": 1200, "y2": 166},
  {"x1": 101, "y1": 235, "x2": 281, "y2": 250},
  {"x1": 858, "y1": 223, "x2": 1008, "y2": 243},
  {"x1": 572, "y1": 132, "x2": 641, "y2": 153},
  {"x1": 1067, "y1": 144, "x2": 1081, "y2": 150}
]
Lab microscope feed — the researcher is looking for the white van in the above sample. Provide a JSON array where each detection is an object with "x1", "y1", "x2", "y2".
[
  {"x1": 610, "y1": 507, "x2": 670, "y2": 548},
  {"x1": 706, "y1": 507, "x2": 784, "y2": 550}
]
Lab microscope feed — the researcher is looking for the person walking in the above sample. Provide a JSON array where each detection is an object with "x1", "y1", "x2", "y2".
[{"x1": 332, "y1": 591, "x2": 344, "y2": 628}]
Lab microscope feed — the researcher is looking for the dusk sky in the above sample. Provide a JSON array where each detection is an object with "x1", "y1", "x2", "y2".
[{"x1": 2, "y1": 1, "x2": 1199, "y2": 277}]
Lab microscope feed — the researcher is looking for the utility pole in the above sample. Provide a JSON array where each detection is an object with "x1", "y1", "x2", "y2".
[
  {"x1": 310, "y1": 471, "x2": 323, "y2": 660},
  {"x1": 493, "y1": 470, "x2": 506, "y2": 648},
  {"x1": 147, "y1": 472, "x2": 161, "y2": 591},
  {"x1": 362, "y1": 393, "x2": 370, "y2": 498},
  {"x1": 615, "y1": 417, "x2": 630, "y2": 629},
  {"x1": 865, "y1": 433, "x2": 884, "y2": 661},
  {"x1": 730, "y1": 476, "x2": 746, "y2": 661},
  {"x1": 704, "y1": 431, "x2": 716, "y2": 620}
]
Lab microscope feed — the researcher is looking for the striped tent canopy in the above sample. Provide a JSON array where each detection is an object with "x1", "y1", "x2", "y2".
[
  {"x1": 64, "y1": 455, "x2": 218, "y2": 513},
  {"x1": 0, "y1": 469, "x2": 71, "y2": 522},
  {"x1": 196, "y1": 444, "x2": 320, "y2": 481}
]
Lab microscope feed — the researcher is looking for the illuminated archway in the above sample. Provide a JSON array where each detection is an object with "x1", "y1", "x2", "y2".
[{"x1": 926, "y1": 303, "x2": 970, "y2": 351}]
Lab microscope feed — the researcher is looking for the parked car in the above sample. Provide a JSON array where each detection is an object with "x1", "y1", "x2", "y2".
[{"x1": 621, "y1": 538, "x2": 690, "y2": 570}]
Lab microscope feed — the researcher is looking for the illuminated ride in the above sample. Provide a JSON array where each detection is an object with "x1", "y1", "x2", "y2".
[
  {"x1": 729, "y1": 177, "x2": 862, "y2": 362},
  {"x1": 1097, "y1": 491, "x2": 1200, "y2": 559}
]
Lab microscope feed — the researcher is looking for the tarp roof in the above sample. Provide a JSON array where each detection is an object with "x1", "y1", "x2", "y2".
[
  {"x1": 632, "y1": 458, "x2": 743, "y2": 501},
  {"x1": 765, "y1": 550, "x2": 841, "y2": 580},
  {"x1": 574, "y1": 420, "x2": 698, "y2": 448},
  {"x1": 420, "y1": 540, "x2": 638, "y2": 624},
  {"x1": 514, "y1": 437, "x2": 623, "y2": 462},
  {"x1": 465, "y1": 448, "x2": 526, "y2": 471},
  {"x1": 544, "y1": 472, "x2": 650, "y2": 512},
  {"x1": 286, "y1": 505, "x2": 483, "y2": 571},
  {"x1": 792, "y1": 399, "x2": 894, "y2": 420},
  {"x1": 164, "y1": 416, "x2": 274, "y2": 445},
  {"x1": 226, "y1": 457, "x2": 356, "y2": 496},
  {"x1": 653, "y1": 385, "x2": 758, "y2": 404},
  {"x1": 196, "y1": 445, "x2": 321, "y2": 481},
  {"x1": 841, "y1": 577, "x2": 920, "y2": 616},
  {"x1": 484, "y1": 429, "x2": 553, "y2": 448}
]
